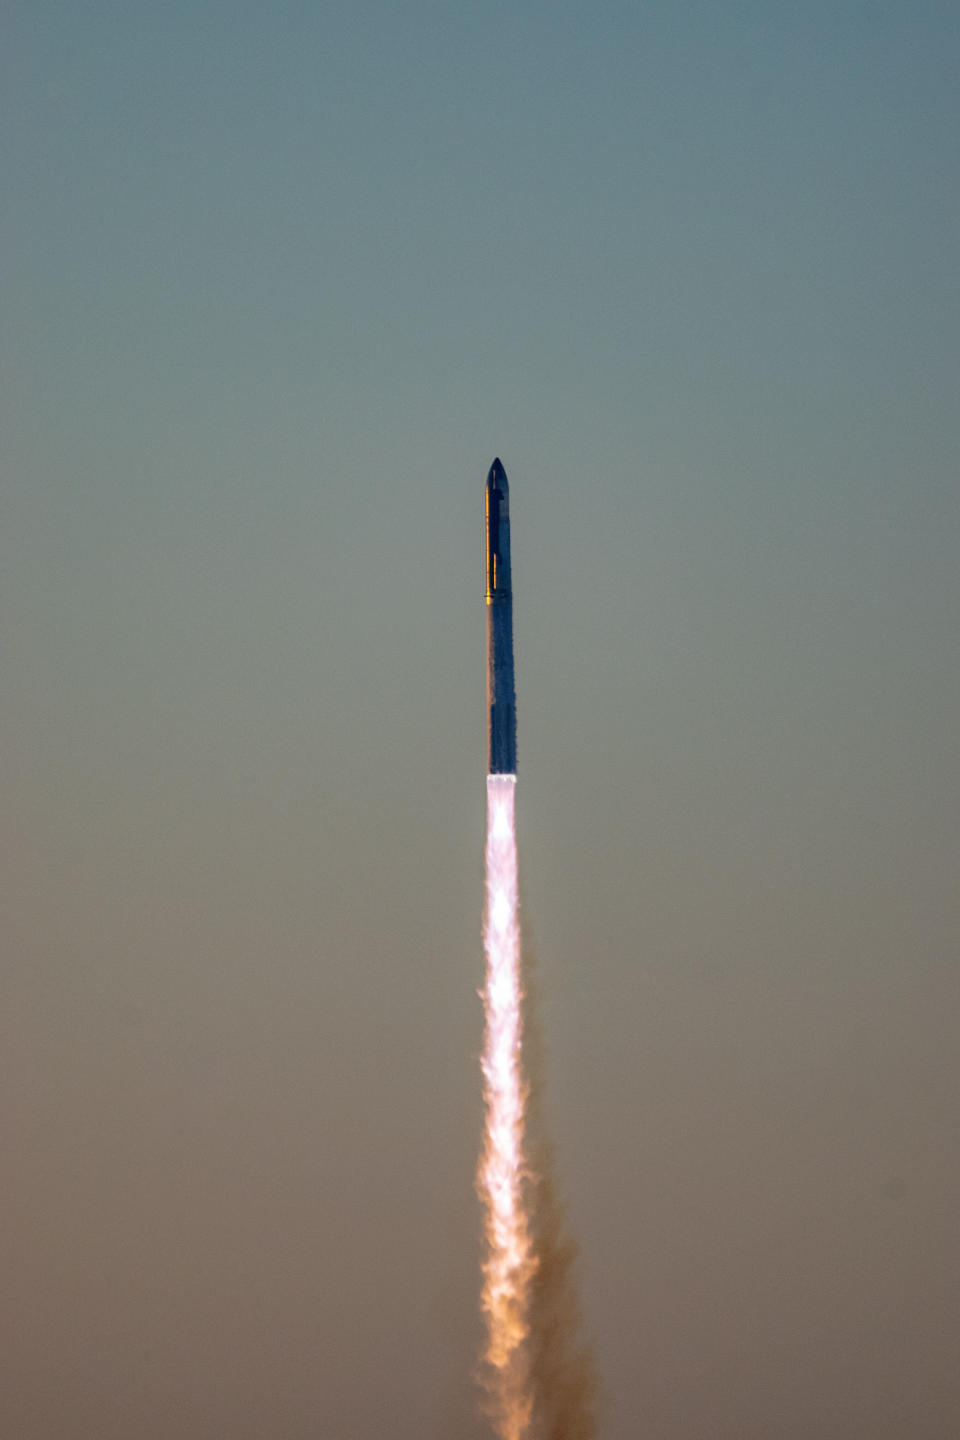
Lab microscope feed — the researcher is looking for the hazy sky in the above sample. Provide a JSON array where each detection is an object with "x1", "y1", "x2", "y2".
[{"x1": 3, "y1": 3, "x2": 959, "y2": 1437}]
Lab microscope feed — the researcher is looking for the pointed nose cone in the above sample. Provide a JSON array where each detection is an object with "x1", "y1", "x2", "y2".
[
  {"x1": 485, "y1": 456, "x2": 511, "y2": 604},
  {"x1": 487, "y1": 457, "x2": 508, "y2": 496}
]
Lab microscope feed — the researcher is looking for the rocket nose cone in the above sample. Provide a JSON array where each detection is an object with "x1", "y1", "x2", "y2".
[{"x1": 487, "y1": 457, "x2": 508, "y2": 493}]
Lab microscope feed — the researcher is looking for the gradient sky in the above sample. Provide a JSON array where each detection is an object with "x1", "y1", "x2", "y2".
[{"x1": 3, "y1": 3, "x2": 959, "y2": 1437}]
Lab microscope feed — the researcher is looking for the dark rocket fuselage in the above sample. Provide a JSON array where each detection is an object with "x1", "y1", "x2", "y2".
[{"x1": 485, "y1": 458, "x2": 517, "y2": 775}]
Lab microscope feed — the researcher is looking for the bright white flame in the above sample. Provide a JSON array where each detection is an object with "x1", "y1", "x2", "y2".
[{"x1": 478, "y1": 773, "x2": 536, "y2": 1440}]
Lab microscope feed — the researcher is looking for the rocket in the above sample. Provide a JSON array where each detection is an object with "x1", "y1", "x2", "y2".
[{"x1": 485, "y1": 458, "x2": 517, "y2": 775}]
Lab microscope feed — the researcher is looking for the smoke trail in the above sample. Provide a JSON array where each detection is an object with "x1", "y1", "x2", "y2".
[
  {"x1": 523, "y1": 968, "x2": 598, "y2": 1440},
  {"x1": 478, "y1": 775, "x2": 597, "y2": 1440},
  {"x1": 478, "y1": 774, "x2": 536, "y2": 1440}
]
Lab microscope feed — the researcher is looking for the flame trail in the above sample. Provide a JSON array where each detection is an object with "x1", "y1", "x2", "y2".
[{"x1": 478, "y1": 773, "x2": 536, "y2": 1440}]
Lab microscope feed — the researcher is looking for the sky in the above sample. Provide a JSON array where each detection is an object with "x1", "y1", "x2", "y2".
[{"x1": 2, "y1": 2, "x2": 959, "y2": 1436}]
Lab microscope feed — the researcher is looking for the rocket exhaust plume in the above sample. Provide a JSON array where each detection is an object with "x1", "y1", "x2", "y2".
[
  {"x1": 477, "y1": 460, "x2": 596, "y2": 1440},
  {"x1": 480, "y1": 772, "x2": 534, "y2": 1439}
]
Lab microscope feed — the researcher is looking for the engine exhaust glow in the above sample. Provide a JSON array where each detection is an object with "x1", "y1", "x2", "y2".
[{"x1": 478, "y1": 773, "x2": 536, "y2": 1440}]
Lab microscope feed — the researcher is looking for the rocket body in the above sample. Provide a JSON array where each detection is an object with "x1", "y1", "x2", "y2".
[{"x1": 485, "y1": 458, "x2": 517, "y2": 776}]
